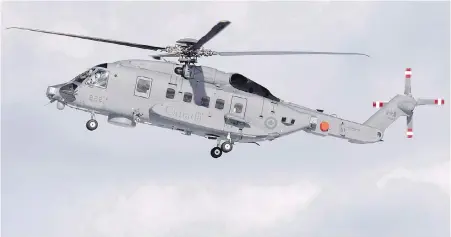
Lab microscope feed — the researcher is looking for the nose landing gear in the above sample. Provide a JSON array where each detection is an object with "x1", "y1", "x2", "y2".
[
  {"x1": 86, "y1": 112, "x2": 98, "y2": 131},
  {"x1": 86, "y1": 119, "x2": 98, "y2": 131}
]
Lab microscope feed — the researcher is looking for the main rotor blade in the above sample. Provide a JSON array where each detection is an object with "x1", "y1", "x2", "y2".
[
  {"x1": 6, "y1": 27, "x2": 167, "y2": 51},
  {"x1": 190, "y1": 20, "x2": 231, "y2": 50},
  {"x1": 215, "y1": 51, "x2": 370, "y2": 57}
]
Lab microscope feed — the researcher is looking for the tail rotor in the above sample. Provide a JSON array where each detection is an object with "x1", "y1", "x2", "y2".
[{"x1": 369, "y1": 68, "x2": 445, "y2": 139}]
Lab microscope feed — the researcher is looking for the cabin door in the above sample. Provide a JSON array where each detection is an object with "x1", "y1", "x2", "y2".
[{"x1": 224, "y1": 96, "x2": 248, "y2": 137}]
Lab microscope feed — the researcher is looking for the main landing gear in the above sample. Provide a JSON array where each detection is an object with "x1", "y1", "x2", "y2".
[
  {"x1": 210, "y1": 135, "x2": 234, "y2": 158},
  {"x1": 210, "y1": 143, "x2": 233, "y2": 158},
  {"x1": 86, "y1": 112, "x2": 98, "y2": 131}
]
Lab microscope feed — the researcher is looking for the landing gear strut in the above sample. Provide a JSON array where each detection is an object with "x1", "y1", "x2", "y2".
[{"x1": 86, "y1": 112, "x2": 98, "y2": 131}]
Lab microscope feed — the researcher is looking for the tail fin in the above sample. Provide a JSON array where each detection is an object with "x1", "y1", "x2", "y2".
[{"x1": 364, "y1": 68, "x2": 445, "y2": 138}]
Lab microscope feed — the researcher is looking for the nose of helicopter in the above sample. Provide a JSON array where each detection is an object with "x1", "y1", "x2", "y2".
[{"x1": 46, "y1": 86, "x2": 58, "y2": 100}]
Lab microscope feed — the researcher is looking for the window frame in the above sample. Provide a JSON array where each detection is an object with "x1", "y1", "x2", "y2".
[{"x1": 134, "y1": 76, "x2": 152, "y2": 98}]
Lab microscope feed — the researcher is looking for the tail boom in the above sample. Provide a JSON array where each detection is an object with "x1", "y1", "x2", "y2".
[{"x1": 288, "y1": 67, "x2": 444, "y2": 144}]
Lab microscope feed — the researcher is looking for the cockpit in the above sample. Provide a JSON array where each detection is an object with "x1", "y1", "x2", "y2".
[
  {"x1": 72, "y1": 63, "x2": 109, "y2": 89},
  {"x1": 46, "y1": 63, "x2": 110, "y2": 103},
  {"x1": 229, "y1": 73, "x2": 280, "y2": 102}
]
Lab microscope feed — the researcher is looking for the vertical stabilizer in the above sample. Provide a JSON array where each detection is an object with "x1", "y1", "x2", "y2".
[{"x1": 364, "y1": 95, "x2": 412, "y2": 131}]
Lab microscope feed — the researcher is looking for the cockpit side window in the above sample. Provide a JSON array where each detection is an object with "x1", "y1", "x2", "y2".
[{"x1": 85, "y1": 68, "x2": 109, "y2": 89}]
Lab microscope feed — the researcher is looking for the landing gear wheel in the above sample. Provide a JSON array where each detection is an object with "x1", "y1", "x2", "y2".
[
  {"x1": 210, "y1": 147, "x2": 222, "y2": 158},
  {"x1": 86, "y1": 119, "x2": 98, "y2": 131},
  {"x1": 221, "y1": 141, "x2": 233, "y2": 153}
]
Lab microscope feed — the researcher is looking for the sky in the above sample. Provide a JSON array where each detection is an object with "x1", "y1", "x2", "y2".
[{"x1": 1, "y1": 1, "x2": 450, "y2": 237}]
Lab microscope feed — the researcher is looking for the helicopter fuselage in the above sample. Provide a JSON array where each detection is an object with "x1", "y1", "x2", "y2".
[
  {"x1": 46, "y1": 59, "x2": 385, "y2": 146},
  {"x1": 10, "y1": 21, "x2": 445, "y2": 158}
]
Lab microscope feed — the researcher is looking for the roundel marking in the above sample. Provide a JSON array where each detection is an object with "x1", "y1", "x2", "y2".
[{"x1": 264, "y1": 117, "x2": 278, "y2": 129}]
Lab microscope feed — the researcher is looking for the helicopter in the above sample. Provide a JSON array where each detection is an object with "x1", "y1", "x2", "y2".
[{"x1": 7, "y1": 21, "x2": 445, "y2": 158}]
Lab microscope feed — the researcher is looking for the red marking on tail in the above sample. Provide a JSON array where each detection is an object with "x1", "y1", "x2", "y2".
[
  {"x1": 435, "y1": 99, "x2": 445, "y2": 105},
  {"x1": 372, "y1": 101, "x2": 384, "y2": 108}
]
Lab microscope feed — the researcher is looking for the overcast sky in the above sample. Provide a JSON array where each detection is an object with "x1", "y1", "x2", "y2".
[{"x1": 1, "y1": 1, "x2": 450, "y2": 237}]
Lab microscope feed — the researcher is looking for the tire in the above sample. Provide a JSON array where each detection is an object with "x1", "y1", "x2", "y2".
[
  {"x1": 210, "y1": 147, "x2": 222, "y2": 158},
  {"x1": 86, "y1": 119, "x2": 98, "y2": 131},
  {"x1": 221, "y1": 141, "x2": 233, "y2": 153}
]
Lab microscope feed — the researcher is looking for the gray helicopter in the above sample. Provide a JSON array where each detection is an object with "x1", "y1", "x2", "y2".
[{"x1": 7, "y1": 21, "x2": 445, "y2": 158}]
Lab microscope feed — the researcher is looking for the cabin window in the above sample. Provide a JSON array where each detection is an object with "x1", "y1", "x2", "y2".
[
  {"x1": 166, "y1": 88, "x2": 175, "y2": 99},
  {"x1": 85, "y1": 68, "x2": 109, "y2": 89},
  {"x1": 281, "y1": 117, "x2": 287, "y2": 123},
  {"x1": 200, "y1": 96, "x2": 210, "y2": 107},
  {"x1": 134, "y1": 76, "x2": 152, "y2": 98},
  {"x1": 233, "y1": 103, "x2": 243, "y2": 113},
  {"x1": 183, "y1": 92, "x2": 192, "y2": 103},
  {"x1": 215, "y1": 99, "x2": 225, "y2": 110}
]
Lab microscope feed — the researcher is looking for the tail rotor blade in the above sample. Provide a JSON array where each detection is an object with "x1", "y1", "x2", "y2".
[
  {"x1": 417, "y1": 98, "x2": 445, "y2": 105},
  {"x1": 406, "y1": 115, "x2": 413, "y2": 138},
  {"x1": 404, "y1": 68, "x2": 412, "y2": 95}
]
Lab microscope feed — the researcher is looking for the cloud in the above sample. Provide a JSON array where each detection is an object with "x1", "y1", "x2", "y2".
[
  {"x1": 377, "y1": 160, "x2": 449, "y2": 194},
  {"x1": 77, "y1": 181, "x2": 321, "y2": 237}
]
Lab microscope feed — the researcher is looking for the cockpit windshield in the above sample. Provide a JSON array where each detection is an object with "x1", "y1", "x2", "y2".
[{"x1": 73, "y1": 67, "x2": 109, "y2": 89}]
